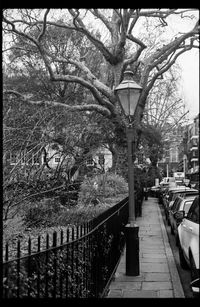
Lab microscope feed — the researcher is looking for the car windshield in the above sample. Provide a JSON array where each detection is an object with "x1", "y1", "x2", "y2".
[
  {"x1": 172, "y1": 193, "x2": 181, "y2": 201},
  {"x1": 184, "y1": 200, "x2": 194, "y2": 215},
  {"x1": 172, "y1": 198, "x2": 182, "y2": 211},
  {"x1": 172, "y1": 190, "x2": 198, "y2": 201}
]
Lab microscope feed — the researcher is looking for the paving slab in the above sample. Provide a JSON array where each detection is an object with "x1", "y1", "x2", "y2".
[
  {"x1": 142, "y1": 281, "x2": 172, "y2": 290},
  {"x1": 114, "y1": 272, "x2": 145, "y2": 282},
  {"x1": 106, "y1": 197, "x2": 185, "y2": 298},
  {"x1": 107, "y1": 290, "x2": 123, "y2": 298},
  {"x1": 140, "y1": 263, "x2": 169, "y2": 273},
  {"x1": 144, "y1": 273, "x2": 171, "y2": 281},
  {"x1": 109, "y1": 281, "x2": 142, "y2": 290},
  {"x1": 122, "y1": 290, "x2": 158, "y2": 298},
  {"x1": 140, "y1": 257, "x2": 167, "y2": 263},
  {"x1": 141, "y1": 253, "x2": 166, "y2": 258}
]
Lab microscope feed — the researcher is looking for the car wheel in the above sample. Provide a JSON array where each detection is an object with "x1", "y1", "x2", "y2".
[
  {"x1": 179, "y1": 245, "x2": 189, "y2": 269},
  {"x1": 190, "y1": 254, "x2": 198, "y2": 281}
]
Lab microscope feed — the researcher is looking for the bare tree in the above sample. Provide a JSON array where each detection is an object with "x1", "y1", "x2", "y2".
[{"x1": 3, "y1": 9, "x2": 199, "y2": 129}]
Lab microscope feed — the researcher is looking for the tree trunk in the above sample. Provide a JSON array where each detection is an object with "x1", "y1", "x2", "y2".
[{"x1": 110, "y1": 144, "x2": 128, "y2": 181}]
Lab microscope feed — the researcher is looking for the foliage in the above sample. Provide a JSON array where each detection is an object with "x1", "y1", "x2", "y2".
[
  {"x1": 3, "y1": 243, "x2": 92, "y2": 298},
  {"x1": 147, "y1": 166, "x2": 162, "y2": 187},
  {"x1": 3, "y1": 9, "x2": 199, "y2": 227},
  {"x1": 78, "y1": 172, "x2": 128, "y2": 206},
  {"x1": 23, "y1": 198, "x2": 62, "y2": 228},
  {"x1": 3, "y1": 195, "x2": 128, "y2": 298}
]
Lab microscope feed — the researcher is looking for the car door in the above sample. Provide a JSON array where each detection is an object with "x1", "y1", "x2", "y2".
[
  {"x1": 181, "y1": 197, "x2": 199, "y2": 261},
  {"x1": 169, "y1": 198, "x2": 181, "y2": 228},
  {"x1": 182, "y1": 199, "x2": 195, "y2": 216}
]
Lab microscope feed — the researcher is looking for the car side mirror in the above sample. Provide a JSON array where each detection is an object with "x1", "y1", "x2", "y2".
[{"x1": 174, "y1": 210, "x2": 185, "y2": 221}]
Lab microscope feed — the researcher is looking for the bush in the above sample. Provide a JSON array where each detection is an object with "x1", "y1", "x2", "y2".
[
  {"x1": 23, "y1": 198, "x2": 63, "y2": 227},
  {"x1": 78, "y1": 173, "x2": 128, "y2": 206}
]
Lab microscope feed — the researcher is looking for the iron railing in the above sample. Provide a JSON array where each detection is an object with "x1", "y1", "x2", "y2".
[{"x1": 3, "y1": 197, "x2": 129, "y2": 298}]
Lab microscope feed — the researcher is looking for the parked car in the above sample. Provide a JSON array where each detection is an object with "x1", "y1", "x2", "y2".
[
  {"x1": 177, "y1": 196, "x2": 199, "y2": 295},
  {"x1": 160, "y1": 177, "x2": 175, "y2": 185},
  {"x1": 175, "y1": 181, "x2": 185, "y2": 187},
  {"x1": 163, "y1": 186, "x2": 191, "y2": 222},
  {"x1": 149, "y1": 185, "x2": 160, "y2": 197},
  {"x1": 168, "y1": 195, "x2": 196, "y2": 244},
  {"x1": 158, "y1": 184, "x2": 171, "y2": 205},
  {"x1": 164, "y1": 188, "x2": 198, "y2": 225}
]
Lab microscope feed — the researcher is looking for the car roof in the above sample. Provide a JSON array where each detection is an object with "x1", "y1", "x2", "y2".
[
  {"x1": 172, "y1": 188, "x2": 198, "y2": 193},
  {"x1": 181, "y1": 196, "x2": 197, "y2": 202},
  {"x1": 168, "y1": 186, "x2": 191, "y2": 191}
]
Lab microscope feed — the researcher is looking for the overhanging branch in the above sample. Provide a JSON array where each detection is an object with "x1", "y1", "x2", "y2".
[{"x1": 3, "y1": 90, "x2": 112, "y2": 117}]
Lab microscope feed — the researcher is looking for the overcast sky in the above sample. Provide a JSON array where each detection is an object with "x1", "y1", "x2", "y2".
[
  {"x1": 167, "y1": 10, "x2": 199, "y2": 121},
  {"x1": 178, "y1": 49, "x2": 199, "y2": 121}
]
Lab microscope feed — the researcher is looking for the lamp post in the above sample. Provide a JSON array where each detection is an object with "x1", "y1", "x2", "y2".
[{"x1": 115, "y1": 66, "x2": 142, "y2": 276}]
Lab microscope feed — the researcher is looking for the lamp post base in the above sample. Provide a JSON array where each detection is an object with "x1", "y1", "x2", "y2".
[{"x1": 125, "y1": 223, "x2": 139, "y2": 276}]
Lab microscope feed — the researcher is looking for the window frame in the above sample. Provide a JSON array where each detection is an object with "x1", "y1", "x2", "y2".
[
  {"x1": 55, "y1": 157, "x2": 61, "y2": 163},
  {"x1": 186, "y1": 197, "x2": 199, "y2": 223}
]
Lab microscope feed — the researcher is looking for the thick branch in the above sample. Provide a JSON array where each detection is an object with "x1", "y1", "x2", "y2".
[
  {"x1": 146, "y1": 45, "x2": 194, "y2": 94},
  {"x1": 51, "y1": 55, "x2": 115, "y2": 103},
  {"x1": 89, "y1": 9, "x2": 113, "y2": 34},
  {"x1": 146, "y1": 23, "x2": 199, "y2": 70},
  {"x1": 128, "y1": 9, "x2": 140, "y2": 33},
  {"x1": 3, "y1": 90, "x2": 112, "y2": 117},
  {"x1": 3, "y1": 15, "x2": 40, "y2": 47},
  {"x1": 131, "y1": 9, "x2": 195, "y2": 19},
  {"x1": 37, "y1": 9, "x2": 50, "y2": 42},
  {"x1": 68, "y1": 9, "x2": 116, "y2": 64},
  {"x1": 126, "y1": 33, "x2": 146, "y2": 49}
]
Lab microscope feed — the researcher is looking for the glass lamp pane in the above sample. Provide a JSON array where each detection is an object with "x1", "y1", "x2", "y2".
[
  {"x1": 117, "y1": 89, "x2": 130, "y2": 116},
  {"x1": 129, "y1": 89, "x2": 141, "y2": 116}
]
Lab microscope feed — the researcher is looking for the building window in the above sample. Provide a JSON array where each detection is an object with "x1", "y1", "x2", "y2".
[
  {"x1": 170, "y1": 146, "x2": 179, "y2": 163},
  {"x1": 98, "y1": 154, "x2": 105, "y2": 167},
  {"x1": 33, "y1": 153, "x2": 40, "y2": 164},
  {"x1": 192, "y1": 150, "x2": 197, "y2": 157},
  {"x1": 10, "y1": 152, "x2": 19, "y2": 165},
  {"x1": 86, "y1": 156, "x2": 94, "y2": 166},
  {"x1": 192, "y1": 138, "x2": 198, "y2": 146},
  {"x1": 20, "y1": 151, "x2": 26, "y2": 165}
]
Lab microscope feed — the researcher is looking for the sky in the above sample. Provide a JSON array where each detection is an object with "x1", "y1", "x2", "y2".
[
  {"x1": 177, "y1": 49, "x2": 199, "y2": 121},
  {"x1": 135, "y1": 9, "x2": 199, "y2": 122},
  {"x1": 167, "y1": 10, "x2": 199, "y2": 121}
]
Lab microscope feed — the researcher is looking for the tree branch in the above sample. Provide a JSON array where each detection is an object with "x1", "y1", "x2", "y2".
[
  {"x1": 3, "y1": 15, "x2": 40, "y2": 48},
  {"x1": 146, "y1": 45, "x2": 194, "y2": 94},
  {"x1": 3, "y1": 90, "x2": 112, "y2": 117},
  {"x1": 68, "y1": 9, "x2": 116, "y2": 64},
  {"x1": 51, "y1": 55, "x2": 115, "y2": 103},
  {"x1": 37, "y1": 9, "x2": 50, "y2": 42},
  {"x1": 89, "y1": 9, "x2": 113, "y2": 34},
  {"x1": 128, "y1": 9, "x2": 140, "y2": 33}
]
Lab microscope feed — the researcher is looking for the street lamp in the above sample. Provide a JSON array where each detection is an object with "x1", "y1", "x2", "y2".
[{"x1": 115, "y1": 66, "x2": 142, "y2": 276}]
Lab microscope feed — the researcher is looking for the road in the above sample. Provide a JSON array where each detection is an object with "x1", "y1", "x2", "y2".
[{"x1": 159, "y1": 203, "x2": 194, "y2": 298}]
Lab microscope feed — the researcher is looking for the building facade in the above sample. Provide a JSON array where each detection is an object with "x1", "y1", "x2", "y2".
[
  {"x1": 178, "y1": 114, "x2": 199, "y2": 185},
  {"x1": 158, "y1": 124, "x2": 183, "y2": 177}
]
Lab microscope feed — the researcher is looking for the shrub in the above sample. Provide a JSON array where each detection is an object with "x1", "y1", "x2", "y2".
[
  {"x1": 23, "y1": 198, "x2": 63, "y2": 227},
  {"x1": 78, "y1": 173, "x2": 128, "y2": 206}
]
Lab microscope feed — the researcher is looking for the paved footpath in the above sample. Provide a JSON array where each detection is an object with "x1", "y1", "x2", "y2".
[{"x1": 106, "y1": 197, "x2": 185, "y2": 298}]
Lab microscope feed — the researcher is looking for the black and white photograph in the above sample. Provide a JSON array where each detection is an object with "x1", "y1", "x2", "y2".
[{"x1": 2, "y1": 8, "x2": 199, "y2": 299}]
